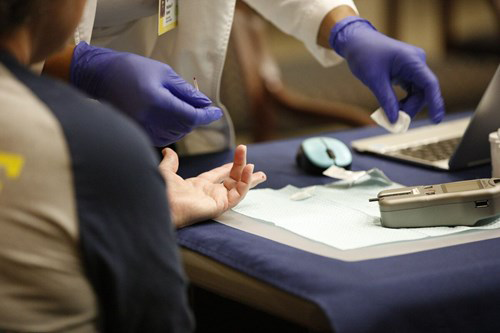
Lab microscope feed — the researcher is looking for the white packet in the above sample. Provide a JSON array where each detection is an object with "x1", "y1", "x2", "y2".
[{"x1": 371, "y1": 108, "x2": 411, "y2": 134}]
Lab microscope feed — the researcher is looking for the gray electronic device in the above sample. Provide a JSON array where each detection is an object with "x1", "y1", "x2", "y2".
[{"x1": 369, "y1": 178, "x2": 500, "y2": 228}]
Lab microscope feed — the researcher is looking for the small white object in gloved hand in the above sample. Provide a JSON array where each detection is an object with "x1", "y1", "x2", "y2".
[{"x1": 370, "y1": 108, "x2": 411, "y2": 134}]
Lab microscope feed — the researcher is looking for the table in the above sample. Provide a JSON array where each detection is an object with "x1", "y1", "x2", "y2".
[{"x1": 177, "y1": 112, "x2": 500, "y2": 333}]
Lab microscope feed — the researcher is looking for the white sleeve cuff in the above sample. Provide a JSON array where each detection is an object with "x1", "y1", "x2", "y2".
[
  {"x1": 74, "y1": 0, "x2": 97, "y2": 44},
  {"x1": 244, "y1": 0, "x2": 358, "y2": 67},
  {"x1": 301, "y1": 0, "x2": 358, "y2": 67}
]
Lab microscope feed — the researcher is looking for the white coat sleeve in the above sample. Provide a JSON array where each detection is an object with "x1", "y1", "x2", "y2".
[
  {"x1": 74, "y1": 0, "x2": 97, "y2": 44},
  {"x1": 242, "y1": 0, "x2": 358, "y2": 67}
]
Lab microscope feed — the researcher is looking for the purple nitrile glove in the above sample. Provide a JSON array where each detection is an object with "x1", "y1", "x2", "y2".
[
  {"x1": 329, "y1": 17, "x2": 445, "y2": 124},
  {"x1": 70, "y1": 42, "x2": 223, "y2": 146}
]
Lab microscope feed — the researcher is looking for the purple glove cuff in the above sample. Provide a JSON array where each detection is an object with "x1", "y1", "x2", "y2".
[
  {"x1": 70, "y1": 42, "x2": 93, "y2": 88},
  {"x1": 328, "y1": 16, "x2": 377, "y2": 57},
  {"x1": 70, "y1": 42, "x2": 116, "y2": 98}
]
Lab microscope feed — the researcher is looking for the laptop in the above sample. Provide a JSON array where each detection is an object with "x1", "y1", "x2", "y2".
[{"x1": 351, "y1": 65, "x2": 500, "y2": 170}]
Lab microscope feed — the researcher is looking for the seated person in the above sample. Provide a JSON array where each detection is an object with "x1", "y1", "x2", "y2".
[{"x1": 0, "y1": 0, "x2": 266, "y2": 332}]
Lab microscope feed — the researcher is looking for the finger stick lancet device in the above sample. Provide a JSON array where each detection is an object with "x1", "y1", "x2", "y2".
[
  {"x1": 193, "y1": 77, "x2": 199, "y2": 91},
  {"x1": 370, "y1": 178, "x2": 500, "y2": 228}
]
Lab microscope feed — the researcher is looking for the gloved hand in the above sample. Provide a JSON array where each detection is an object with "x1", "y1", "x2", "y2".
[
  {"x1": 70, "y1": 42, "x2": 223, "y2": 146},
  {"x1": 329, "y1": 17, "x2": 445, "y2": 124}
]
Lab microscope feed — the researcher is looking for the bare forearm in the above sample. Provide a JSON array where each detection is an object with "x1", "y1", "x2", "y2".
[
  {"x1": 317, "y1": 5, "x2": 358, "y2": 48},
  {"x1": 42, "y1": 44, "x2": 75, "y2": 81}
]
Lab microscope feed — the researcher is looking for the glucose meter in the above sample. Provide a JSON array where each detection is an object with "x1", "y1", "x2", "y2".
[{"x1": 369, "y1": 178, "x2": 500, "y2": 228}]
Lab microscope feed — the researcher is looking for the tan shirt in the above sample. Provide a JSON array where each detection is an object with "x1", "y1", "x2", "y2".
[{"x1": 0, "y1": 64, "x2": 97, "y2": 331}]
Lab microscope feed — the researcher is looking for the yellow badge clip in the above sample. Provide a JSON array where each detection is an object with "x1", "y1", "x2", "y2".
[{"x1": 158, "y1": 0, "x2": 178, "y2": 36}]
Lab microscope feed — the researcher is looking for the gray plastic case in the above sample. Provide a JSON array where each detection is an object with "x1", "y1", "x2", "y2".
[{"x1": 377, "y1": 179, "x2": 500, "y2": 228}]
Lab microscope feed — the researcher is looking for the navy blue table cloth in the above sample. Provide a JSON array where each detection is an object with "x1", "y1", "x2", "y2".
[{"x1": 177, "y1": 112, "x2": 500, "y2": 333}]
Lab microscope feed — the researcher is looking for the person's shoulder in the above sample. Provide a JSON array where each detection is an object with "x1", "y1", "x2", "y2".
[{"x1": 1, "y1": 53, "x2": 155, "y2": 163}]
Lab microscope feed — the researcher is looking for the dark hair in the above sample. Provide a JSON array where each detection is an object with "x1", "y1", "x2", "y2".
[{"x1": 0, "y1": 0, "x2": 39, "y2": 35}]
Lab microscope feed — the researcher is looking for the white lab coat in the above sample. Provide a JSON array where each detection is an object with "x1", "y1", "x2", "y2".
[{"x1": 76, "y1": 0, "x2": 357, "y2": 154}]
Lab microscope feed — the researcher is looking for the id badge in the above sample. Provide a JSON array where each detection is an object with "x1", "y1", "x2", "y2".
[{"x1": 158, "y1": 0, "x2": 178, "y2": 36}]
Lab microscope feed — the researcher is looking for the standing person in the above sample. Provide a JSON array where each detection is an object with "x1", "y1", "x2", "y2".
[
  {"x1": 0, "y1": 0, "x2": 265, "y2": 331},
  {"x1": 43, "y1": 0, "x2": 444, "y2": 155}
]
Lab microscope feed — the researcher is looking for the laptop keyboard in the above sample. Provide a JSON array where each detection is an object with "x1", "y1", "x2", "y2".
[{"x1": 394, "y1": 137, "x2": 461, "y2": 162}]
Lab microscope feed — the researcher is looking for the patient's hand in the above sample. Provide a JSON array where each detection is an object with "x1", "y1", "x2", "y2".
[{"x1": 159, "y1": 145, "x2": 267, "y2": 228}]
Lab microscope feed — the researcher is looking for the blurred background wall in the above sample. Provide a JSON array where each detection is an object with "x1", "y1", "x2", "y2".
[{"x1": 220, "y1": 0, "x2": 500, "y2": 144}]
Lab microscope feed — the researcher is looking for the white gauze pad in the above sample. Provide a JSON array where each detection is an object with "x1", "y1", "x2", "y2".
[{"x1": 370, "y1": 108, "x2": 411, "y2": 134}]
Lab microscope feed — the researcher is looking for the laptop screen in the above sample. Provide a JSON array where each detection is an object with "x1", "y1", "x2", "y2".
[{"x1": 449, "y1": 65, "x2": 500, "y2": 169}]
